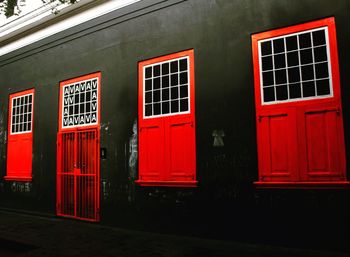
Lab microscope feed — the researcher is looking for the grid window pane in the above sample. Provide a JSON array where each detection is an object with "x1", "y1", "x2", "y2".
[
  {"x1": 259, "y1": 27, "x2": 332, "y2": 104},
  {"x1": 274, "y1": 54, "x2": 286, "y2": 69},
  {"x1": 10, "y1": 93, "x2": 33, "y2": 134},
  {"x1": 62, "y1": 77, "x2": 99, "y2": 128},
  {"x1": 143, "y1": 56, "x2": 190, "y2": 118}
]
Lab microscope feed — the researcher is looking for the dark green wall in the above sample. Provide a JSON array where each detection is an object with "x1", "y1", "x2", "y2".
[{"x1": 1, "y1": 0, "x2": 350, "y2": 247}]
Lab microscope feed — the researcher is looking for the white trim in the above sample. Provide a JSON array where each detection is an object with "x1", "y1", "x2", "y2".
[
  {"x1": 0, "y1": 0, "x2": 141, "y2": 57},
  {"x1": 10, "y1": 93, "x2": 34, "y2": 135},
  {"x1": 258, "y1": 26, "x2": 333, "y2": 105},
  {"x1": 143, "y1": 56, "x2": 191, "y2": 119}
]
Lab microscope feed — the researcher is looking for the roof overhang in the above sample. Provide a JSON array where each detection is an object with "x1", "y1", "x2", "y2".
[{"x1": 0, "y1": 0, "x2": 141, "y2": 57}]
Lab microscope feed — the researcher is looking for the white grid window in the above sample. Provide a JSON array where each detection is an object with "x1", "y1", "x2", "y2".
[
  {"x1": 11, "y1": 93, "x2": 33, "y2": 134},
  {"x1": 62, "y1": 77, "x2": 98, "y2": 128},
  {"x1": 144, "y1": 57, "x2": 190, "y2": 118},
  {"x1": 259, "y1": 27, "x2": 332, "y2": 104}
]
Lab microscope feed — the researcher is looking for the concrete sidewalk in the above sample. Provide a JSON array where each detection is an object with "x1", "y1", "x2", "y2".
[{"x1": 0, "y1": 210, "x2": 349, "y2": 257}]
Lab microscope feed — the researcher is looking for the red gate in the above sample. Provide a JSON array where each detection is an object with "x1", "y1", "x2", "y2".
[{"x1": 57, "y1": 129, "x2": 100, "y2": 221}]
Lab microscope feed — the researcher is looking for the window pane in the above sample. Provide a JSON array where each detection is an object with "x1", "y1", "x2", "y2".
[
  {"x1": 299, "y1": 32, "x2": 311, "y2": 49},
  {"x1": 171, "y1": 87, "x2": 179, "y2": 100},
  {"x1": 171, "y1": 100, "x2": 179, "y2": 113},
  {"x1": 153, "y1": 103, "x2": 161, "y2": 115},
  {"x1": 316, "y1": 79, "x2": 330, "y2": 96},
  {"x1": 180, "y1": 59, "x2": 188, "y2": 71},
  {"x1": 273, "y1": 39, "x2": 284, "y2": 53},
  {"x1": 288, "y1": 67, "x2": 300, "y2": 83},
  {"x1": 170, "y1": 61, "x2": 178, "y2": 73},
  {"x1": 162, "y1": 101, "x2": 170, "y2": 114},
  {"x1": 263, "y1": 87, "x2": 275, "y2": 102},
  {"x1": 300, "y1": 49, "x2": 313, "y2": 65},
  {"x1": 276, "y1": 85, "x2": 288, "y2": 100},
  {"x1": 162, "y1": 89, "x2": 169, "y2": 101},
  {"x1": 289, "y1": 83, "x2": 302, "y2": 99},
  {"x1": 180, "y1": 98, "x2": 189, "y2": 112},
  {"x1": 314, "y1": 46, "x2": 327, "y2": 62},
  {"x1": 261, "y1": 41, "x2": 272, "y2": 56},
  {"x1": 315, "y1": 63, "x2": 329, "y2": 79},
  {"x1": 286, "y1": 36, "x2": 298, "y2": 51},
  {"x1": 162, "y1": 63, "x2": 169, "y2": 75},
  {"x1": 145, "y1": 92, "x2": 152, "y2": 104},
  {"x1": 145, "y1": 67, "x2": 152, "y2": 78},
  {"x1": 301, "y1": 65, "x2": 314, "y2": 81},
  {"x1": 262, "y1": 71, "x2": 274, "y2": 86},
  {"x1": 153, "y1": 65, "x2": 160, "y2": 77},
  {"x1": 287, "y1": 51, "x2": 299, "y2": 67},
  {"x1": 145, "y1": 79, "x2": 152, "y2": 91},
  {"x1": 145, "y1": 104, "x2": 152, "y2": 116},
  {"x1": 302, "y1": 81, "x2": 316, "y2": 97},
  {"x1": 153, "y1": 90, "x2": 160, "y2": 102},
  {"x1": 153, "y1": 77, "x2": 160, "y2": 90},
  {"x1": 274, "y1": 54, "x2": 286, "y2": 69},
  {"x1": 180, "y1": 85, "x2": 188, "y2": 98},
  {"x1": 162, "y1": 76, "x2": 169, "y2": 88},
  {"x1": 275, "y1": 69, "x2": 287, "y2": 84},
  {"x1": 262, "y1": 56, "x2": 273, "y2": 71},
  {"x1": 312, "y1": 30, "x2": 326, "y2": 46}
]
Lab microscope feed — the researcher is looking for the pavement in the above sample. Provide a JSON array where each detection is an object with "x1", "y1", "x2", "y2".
[{"x1": 0, "y1": 210, "x2": 349, "y2": 257}]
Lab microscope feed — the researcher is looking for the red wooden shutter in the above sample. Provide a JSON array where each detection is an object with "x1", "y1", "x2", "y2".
[
  {"x1": 252, "y1": 18, "x2": 347, "y2": 186},
  {"x1": 5, "y1": 89, "x2": 34, "y2": 181},
  {"x1": 257, "y1": 109, "x2": 298, "y2": 182},
  {"x1": 137, "y1": 50, "x2": 197, "y2": 187}
]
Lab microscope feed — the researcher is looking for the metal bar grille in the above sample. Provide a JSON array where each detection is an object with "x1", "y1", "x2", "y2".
[{"x1": 57, "y1": 129, "x2": 99, "y2": 222}]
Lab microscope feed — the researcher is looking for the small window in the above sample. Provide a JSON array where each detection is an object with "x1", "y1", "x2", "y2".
[
  {"x1": 10, "y1": 93, "x2": 33, "y2": 134},
  {"x1": 5, "y1": 89, "x2": 35, "y2": 181},
  {"x1": 137, "y1": 50, "x2": 197, "y2": 187},
  {"x1": 143, "y1": 57, "x2": 190, "y2": 118}
]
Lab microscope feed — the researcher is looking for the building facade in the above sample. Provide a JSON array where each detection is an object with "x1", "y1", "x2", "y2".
[{"x1": 1, "y1": 0, "x2": 350, "y2": 247}]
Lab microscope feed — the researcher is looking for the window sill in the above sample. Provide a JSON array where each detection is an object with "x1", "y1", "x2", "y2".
[
  {"x1": 254, "y1": 181, "x2": 350, "y2": 189},
  {"x1": 135, "y1": 180, "x2": 198, "y2": 187},
  {"x1": 4, "y1": 176, "x2": 32, "y2": 182}
]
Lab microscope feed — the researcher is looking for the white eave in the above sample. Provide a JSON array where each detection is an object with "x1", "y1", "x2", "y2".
[{"x1": 0, "y1": 0, "x2": 141, "y2": 57}]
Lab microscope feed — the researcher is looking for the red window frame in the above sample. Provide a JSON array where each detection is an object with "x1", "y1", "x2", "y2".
[
  {"x1": 136, "y1": 49, "x2": 197, "y2": 187},
  {"x1": 5, "y1": 88, "x2": 35, "y2": 181},
  {"x1": 251, "y1": 17, "x2": 349, "y2": 188}
]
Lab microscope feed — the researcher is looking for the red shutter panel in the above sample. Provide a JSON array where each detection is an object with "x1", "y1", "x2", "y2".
[
  {"x1": 138, "y1": 120, "x2": 164, "y2": 181},
  {"x1": 167, "y1": 117, "x2": 196, "y2": 182},
  {"x1": 7, "y1": 135, "x2": 33, "y2": 180},
  {"x1": 257, "y1": 109, "x2": 298, "y2": 182},
  {"x1": 299, "y1": 105, "x2": 346, "y2": 181}
]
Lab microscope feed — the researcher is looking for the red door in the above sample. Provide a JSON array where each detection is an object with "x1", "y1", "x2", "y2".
[
  {"x1": 57, "y1": 129, "x2": 99, "y2": 221},
  {"x1": 57, "y1": 72, "x2": 101, "y2": 221},
  {"x1": 137, "y1": 50, "x2": 197, "y2": 187}
]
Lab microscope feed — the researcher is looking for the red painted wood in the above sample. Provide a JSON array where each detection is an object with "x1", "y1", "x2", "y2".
[
  {"x1": 5, "y1": 88, "x2": 34, "y2": 181},
  {"x1": 252, "y1": 17, "x2": 347, "y2": 185},
  {"x1": 57, "y1": 130, "x2": 99, "y2": 222},
  {"x1": 137, "y1": 49, "x2": 197, "y2": 186}
]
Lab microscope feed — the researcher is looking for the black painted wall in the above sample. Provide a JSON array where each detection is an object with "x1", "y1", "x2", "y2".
[{"x1": 1, "y1": 0, "x2": 350, "y2": 249}]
